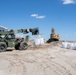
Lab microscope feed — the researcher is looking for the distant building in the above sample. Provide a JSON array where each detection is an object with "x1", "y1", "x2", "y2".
[{"x1": 0, "y1": 26, "x2": 8, "y2": 32}]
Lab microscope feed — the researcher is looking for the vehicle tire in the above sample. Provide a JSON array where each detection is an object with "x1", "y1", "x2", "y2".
[
  {"x1": 19, "y1": 41, "x2": 28, "y2": 50},
  {"x1": 15, "y1": 43, "x2": 20, "y2": 50},
  {"x1": 0, "y1": 42, "x2": 7, "y2": 52}
]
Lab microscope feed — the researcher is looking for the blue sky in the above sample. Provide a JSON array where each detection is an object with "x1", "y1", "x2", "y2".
[{"x1": 0, "y1": 0, "x2": 76, "y2": 40}]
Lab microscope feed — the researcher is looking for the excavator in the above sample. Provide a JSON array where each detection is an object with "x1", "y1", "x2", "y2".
[
  {"x1": 0, "y1": 27, "x2": 39, "y2": 52},
  {"x1": 47, "y1": 28, "x2": 60, "y2": 43}
]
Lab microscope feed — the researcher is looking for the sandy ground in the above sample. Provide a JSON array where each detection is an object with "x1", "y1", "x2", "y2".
[{"x1": 0, "y1": 42, "x2": 76, "y2": 75}]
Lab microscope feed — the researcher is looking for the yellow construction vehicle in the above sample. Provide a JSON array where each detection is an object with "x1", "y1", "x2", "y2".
[
  {"x1": 51, "y1": 28, "x2": 60, "y2": 41},
  {"x1": 47, "y1": 28, "x2": 60, "y2": 43}
]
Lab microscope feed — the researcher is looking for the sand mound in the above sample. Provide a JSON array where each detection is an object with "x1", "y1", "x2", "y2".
[{"x1": 0, "y1": 41, "x2": 76, "y2": 75}]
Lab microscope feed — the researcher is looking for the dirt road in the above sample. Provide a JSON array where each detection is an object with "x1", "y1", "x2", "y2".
[{"x1": 0, "y1": 43, "x2": 76, "y2": 75}]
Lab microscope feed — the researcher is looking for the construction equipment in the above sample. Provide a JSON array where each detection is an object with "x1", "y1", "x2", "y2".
[
  {"x1": 0, "y1": 27, "x2": 39, "y2": 52},
  {"x1": 47, "y1": 28, "x2": 60, "y2": 43}
]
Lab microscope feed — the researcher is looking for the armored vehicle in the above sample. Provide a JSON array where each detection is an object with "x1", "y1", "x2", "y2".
[{"x1": 0, "y1": 27, "x2": 39, "y2": 52}]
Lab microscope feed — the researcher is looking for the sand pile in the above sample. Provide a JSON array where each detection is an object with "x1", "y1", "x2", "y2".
[{"x1": 0, "y1": 41, "x2": 76, "y2": 75}]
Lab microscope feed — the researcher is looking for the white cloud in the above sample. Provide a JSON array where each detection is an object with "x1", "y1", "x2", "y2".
[
  {"x1": 36, "y1": 16, "x2": 45, "y2": 19},
  {"x1": 31, "y1": 14, "x2": 46, "y2": 19},
  {"x1": 62, "y1": 0, "x2": 75, "y2": 4},
  {"x1": 31, "y1": 14, "x2": 38, "y2": 17}
]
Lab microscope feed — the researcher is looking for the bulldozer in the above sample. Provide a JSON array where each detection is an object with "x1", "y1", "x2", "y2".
[
  {"x1": 47, "y1": 28, "x2": 60, "y2": 43},
  {"x1": 0, "y1": 27, "x2": 39, "y2": 52}
]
